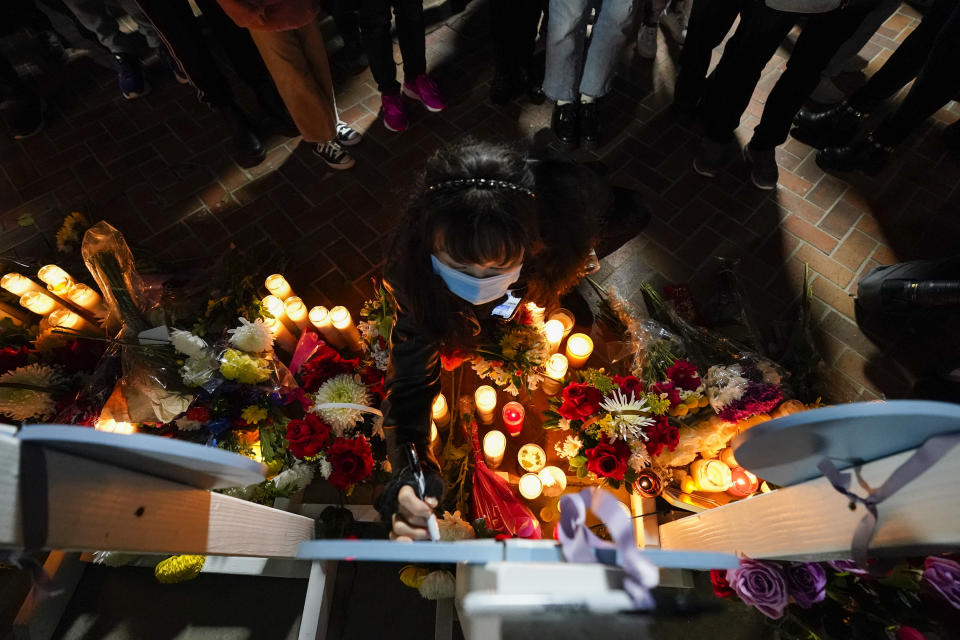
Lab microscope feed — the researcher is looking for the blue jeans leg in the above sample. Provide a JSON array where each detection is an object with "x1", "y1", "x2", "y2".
[
  {"x1": 580, "y1": 0, "x2": 638, "y2": 98},
  {"x1": 543, "y1": 0, "x2": 591, "y2": 102}
]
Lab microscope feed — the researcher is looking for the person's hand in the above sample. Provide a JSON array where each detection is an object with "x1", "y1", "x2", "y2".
[{"x1": 390, "y1": 485, "x2": 438, "y2": 542}]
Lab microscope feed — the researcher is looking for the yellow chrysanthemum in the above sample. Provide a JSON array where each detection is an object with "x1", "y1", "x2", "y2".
[
  {"x1": 241, "y1": 405, "x2": 268, "y2": 425},
  {"x1": 219, "y1": 349, "x2": 270, "y2": 384},
  {"x1": 155, "y1": 555, "x2": 205, "y2": 583}
]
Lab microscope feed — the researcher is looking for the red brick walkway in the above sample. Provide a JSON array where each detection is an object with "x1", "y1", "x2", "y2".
[{"x1": 2, "y1": 2, "x2": 958, "y2": 402}]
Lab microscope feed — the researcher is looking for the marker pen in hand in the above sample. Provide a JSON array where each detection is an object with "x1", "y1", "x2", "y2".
[{"x1": 405, "y1": 443, "x2": 441, "y2": 542}]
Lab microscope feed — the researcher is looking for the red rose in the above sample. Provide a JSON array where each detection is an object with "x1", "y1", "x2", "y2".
[
  {"x1": 300, "y1": 343, "x2": 359, "y2": 392},
  {"x1": 0, "y1": 346, "x2": 32, "y2": 374},
  {"x1": 896, "y1": 627, "x2": 926, "y2": 640},
  {"x1": 286, "y1": 413, "x2": 331, "y2": 459},
  {"x1": 440, "y1": 348, "x2": 467, "y2": 371},
  {"x1": 359, "y1": 366, "x2": 385, "y2": 401},
  {"x1": 327, "y1": 436, "x2": 374, "y2": 491},
  {"x1": 645, "y1": 416, "x2": 679, "y2": 457},
  {"x1": 585, "y1": 440, "x2": 631, "y2": 481},
  {"x1": 612, "y1": 375, "x2": 643, "y2": 399},
  {"x1": 186, "y1": 406, "x2": 211, "y2": 423},
  {"x1": 666, "y1": 359, "x2": 701, "y2": 392},
  {"x1": 557, "y1": 383, "x2": 604, "y2": 421},
  {"x1": 651, "y1": 380, "x2": 682, "y2": 408},
  {"x1": 710, "y1": 569, "x2": 735, "y2": 598},
  {"x1": 51, "y1": 340, "x2": 106, "y2": 376}
]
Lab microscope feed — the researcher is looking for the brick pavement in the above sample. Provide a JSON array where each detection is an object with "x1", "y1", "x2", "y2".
[{"x1": 1, "y1": 2, "x2": 958, "y2": 402}]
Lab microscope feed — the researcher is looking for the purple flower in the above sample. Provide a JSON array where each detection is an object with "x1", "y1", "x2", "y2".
[
  {"x1": 718, "y1": 382, "x2": 783, "y2": 422},
  {"x1": 785, "y1": 562, "x2": 827, "y2": 608},
  {"x1": 828, "y1": 559, "x2": 869, "y2": 576},
  {"x1": 727, "y1": 559, "x2": 789, "y2": 619},
  {"x1": 923, "y1": 557, "x2": 960, "y2": 610}
]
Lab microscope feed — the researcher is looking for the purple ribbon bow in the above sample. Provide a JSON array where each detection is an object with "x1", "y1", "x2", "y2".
[{"x1": 557, "y1": 487, "x2": 659, "y2": 609}]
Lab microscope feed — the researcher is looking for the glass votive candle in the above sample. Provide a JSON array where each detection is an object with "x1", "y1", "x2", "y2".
[
  {"x1": 502, "y1": 401, "x2": 525, "y2": 436},
  {"x1": 308, "y1": 305, "x2": 348, "y2": 349},
  {"x1": 475, "y1": 385, "x2": 497, "y2": 425},
  {"x1": 538, "y1": 466, "x2": 567, "y2": 498},
  {"x1": 544, "y1": 319, "x2": 564, "y2": 354},
  {"x1": 518, "y1": 443, "x2": 546, "y2": 473},
  {"x1": 48, "y1": 308, "x2": 94, "y2": 334},
  {"x1": 264, "y1": 274, "x2": 293, "y2": 300},
  {"x1": 549, "y1": 308, "x2": 575, "y2": 338},
  {"x1": 565, "y1": 333, "x2": 593, "y2": 369},
  {"x1": 482, "y1": 430, "x2": 506, "y2": 469},
  {"x1": 690, "y1": 458, "x2": 733, "y2": 492},
  {"x1": 66, "y1": 282, "x2": 103, "y2": 313},
  {"x1": 2, "y1": 273, "x2": 43, "y2": 296},
  {"x1": 518, "y1": 473, "x2": 543, "y2": 500},
  {"x1": 329, "y1": 306, "x2": 362, "y2": 351},
  {"x1": 20, "y1": 291, "x2": 62, "y2": 316},
  {"x1": 432, "y1": 393, "x2": 450, "y2": 428},
  {"x1": 38, "y1": 265, "x2": 73, "y2": 294},
  {"x1": 727, "y1": 467, "x2": 760, "y2": 498},
  {"x1": 283, "y1": 296, "x2": 309, "y2": 332}
]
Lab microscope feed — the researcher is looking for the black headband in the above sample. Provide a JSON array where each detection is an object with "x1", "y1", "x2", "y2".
[{"x1": 426, "y1": 177, "x2": 536, "y2": 198}]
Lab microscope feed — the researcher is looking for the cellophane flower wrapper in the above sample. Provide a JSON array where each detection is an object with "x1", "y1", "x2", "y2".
[
  {"x1": 703, "y1": 355, "x2": 786, "y2": 422},
  {"x1": 81, "y1": 222, "x2": 192, "y2": 423}
]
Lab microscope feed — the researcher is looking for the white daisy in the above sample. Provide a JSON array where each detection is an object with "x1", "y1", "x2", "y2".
[{"x1": 600, "y1": 389, "x2": 655, "y2": 444}]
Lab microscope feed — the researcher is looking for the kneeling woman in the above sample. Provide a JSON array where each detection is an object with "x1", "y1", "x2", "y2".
[{"x1": 379, "y1": 140, "x2": 647, "y2": 540}]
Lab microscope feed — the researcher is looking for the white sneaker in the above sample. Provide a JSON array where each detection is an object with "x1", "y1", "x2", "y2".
[
  {"x1": 637, "y1": 25, "x2": 658, "y2": 59},
  {"x1": 335, "y1": 121, "x2": 362, "y2": 146},
  {"x1": 660, "y1": 9, "x2": 688, "y2": 44},
  {"x1": 314, "y1": 140, "x2": 355, "y2": 170}
]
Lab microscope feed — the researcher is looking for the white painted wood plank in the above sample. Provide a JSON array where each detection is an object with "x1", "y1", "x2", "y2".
[
  {"x1": 12, "y1": 551, "x2": 85, "y2": 640},
  {"x1": 434, "y1": 598, "x2": 454, "y2": 640},
  {"x1": 1, "y1": 434, "x2": 23, "y2": 547},
  {"x1": 660, "y1": 446, "x2": 960, "y2": 560},
  {"x1": 299, "y1": 560, "x2": 337, "y2": 640}
]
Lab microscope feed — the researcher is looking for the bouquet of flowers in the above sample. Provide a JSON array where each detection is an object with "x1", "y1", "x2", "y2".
[
  {"x1": 357, "y1": 284, "x2": 396, "y2": 373},
  {"x1": 469, "y1": 304, "x2": 551, "y2": 396},
  {"x1": 704, "y1": 356, "x2": 785, "y2": 422}
]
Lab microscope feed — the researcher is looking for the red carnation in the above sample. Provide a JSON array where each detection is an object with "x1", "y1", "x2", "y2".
[
  {"x1": 557, "y1": 382, "x2": 604, "y2": 421},
  {"x1": 612, "y1": 374, "x2": 643, "y2": 399},
  {"x1": 651, "y1": 380, "x2": 682, "y2": 408},
  {"x1": 440, "y1": 348, "x2": 468, "y2": 371},
  {"x1": 710, "y1": 569, "x2": 735, "y2": 598},
  {"x1": 300, "y1": 343, "x2": 359, "y2": 392},
  {"x1": 186, "y1": 406, "x2": 211, "y2": 423},
  {"x1": 645, "y1": 416, "x2": 679, "y2": 457},
  {"x1": 286, "y1": 413, "x2": 331, "y2": 459},
  {"x1": 327, "y1": 436, "x2": 374, "y2": 491},
  {"x1": 666, "y1": 359, "x2": 701, "y2": 392},
  {"x1": 585, "y1": 440, "x2": 631, "y2": 481}
]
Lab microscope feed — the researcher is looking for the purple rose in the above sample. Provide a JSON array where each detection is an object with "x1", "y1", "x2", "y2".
[
  {"x1": 727, "y1": 559, "x2": 789, "y2": 619},
  {"x1": 828, "y1": 559, "x2": 869, "y2": 576},
  {"x1": 785, "y1": 562, "x2": 827, "y2": 608},
  {"x1": 923, "y1": 557, "x2": 960, "y2": 610}
]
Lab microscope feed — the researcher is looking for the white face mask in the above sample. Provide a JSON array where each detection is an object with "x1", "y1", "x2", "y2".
[{"x1": 430, "y1": 254, "x2": 523, "y2": 305}]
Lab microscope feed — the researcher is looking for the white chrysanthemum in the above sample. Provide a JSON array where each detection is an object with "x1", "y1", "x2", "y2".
[
  {"x1": 317, "y1": 455, "x2": 333, "y2": 479},
  {"x1": 228, "y1": 317, "x2": 274, "y2": 353},
  {"x1": 311, "y1": 374, "x2": 371, "y2": 435},
  {"x1": 629, "y1": 451, "x2": 651, "y2": 473},
  {"x1": 437, "y1": 511, "x2": 476, "y2": 541},
  {"x1": 418, "y1": 570, "x2": 456, "y2": 600},
  {"x1": 558, "y1": 418, "x2": 572, "y2": 431},
  {"x1": 170, "y1": 329, "x2": 208, "y2": 358},
  {"x1": 0, "y1": 364, "x2": 64, "y2": 421},
  {"x1": 181, "y1": 354, "x2": 216, "y2": 388},
  {"x1": 273, "y1": 463, "x2": 315, "y2": 493},
  {"x1": 600, "y1": 389, "x2": 655, "y2": 445},
  {"x1": 705, "y1": 365, "x2": 748, "y2": 410},
  {"x1": 555, "y1": 434, "x2": 583, "y2": 459}
]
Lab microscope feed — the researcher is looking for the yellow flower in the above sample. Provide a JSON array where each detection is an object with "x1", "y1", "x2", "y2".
[
  {"x1": 219, "y1": 349, "x2": 270, "y2": 384},
  {"x1": 399, "y1": 565, "x2": 430, "y2": 589},
  {"x1": 685, "y1": 395, "x2": 700, "y2": 408},
  {"x1": 155, "y1": 555, "x2": 205, "y2": 583},
  {"x1": 241, "y1": 405, "x2": 268, "y2": 425}
]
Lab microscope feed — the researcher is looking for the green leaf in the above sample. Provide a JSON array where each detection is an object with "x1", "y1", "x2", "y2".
[
  {"x1": 17, "y1": 213, "x2": 34, "y2": 227},
  {"x1": 569, "y1": 455, "x2": 587, "y2": 468},
  {"x1": 577, "y1": 465, "x2": 588, "y2": 478}
]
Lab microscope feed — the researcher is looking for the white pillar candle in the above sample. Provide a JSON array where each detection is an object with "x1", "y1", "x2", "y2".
[
  {"x1": 48, "y1": 308, "x2": 96, "y2": 334},
  {"x1": 19, "y1": 291, "x2": 63, "y2": 316},
  {"x1": 38, "y1": 265, "x2": 73, "y2": 295},
  {"x1": 690, "y1": 458, "x2": 733, "y2": 493},
  {"x1": 544, "y1": 319, "x2": 564, "y2": 354},
  {"x1": 283, "y1": 296, "x2": 309, "y2": 332},
  {"x1": 263, "y1": 316, "x2": 297, "y2": 352},
  {"x1": 432, "y1": 393, "x2": 450, "y2": 428},
  {"x1": 518, "y1": 473, "x2": 543, "y2": 500},
  {"x1": 474, "y1": 385, "x2": 497, "y2": 425},
  {"x1": 538, "y1": 466, "x2": 567, "y2": 497},
  {"x1": 263, "y1": 294, "x2": 299, "y2": 335},
  {"x1": 2, "y1": 273, "x2": 43, "y2": 296},
  {"x1": 549, "y1": 308, "x2": 575, "y2": 338},
  {"x1": 308, "y1": 306, "x2": 348, "y2": 350},
  {"x1": 66, "y1": 282, "x2": 104, "y2": 314},
  {"x1": 541, "y1": 353, "x2": 568, "y2": 396},
  {"x1": 565, "y1": 333, "x2": 594, "y2": 369},
  {"x1": 482, "y1": 430, "x2": 506, "y2": 469},
  {"x1": 329, "y1": 306, "x2": 362, "y2": 351},
  {"x1": 517, "y1": 443, "x2": 546, "y2": 473},
  {"x1": 264, "y1": 274, "x2": 293, "y2": 300}
]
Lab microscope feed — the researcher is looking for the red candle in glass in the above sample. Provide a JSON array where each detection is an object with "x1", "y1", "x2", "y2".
[
  {"x1": 502, "y1": 401, "x2": 525, "y2": 436},
  {"x1": 726, "y1": 467, "x2": 760, "y2": 498}
]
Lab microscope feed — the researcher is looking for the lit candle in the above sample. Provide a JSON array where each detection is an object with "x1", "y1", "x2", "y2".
[
  {"x1": 262, "y1": 295, "x2": 287, "y2": 321},
  {"x1": 474, "y1": 385, "x2": 497, "y2": 425},
  {"x1": 430, "y1": 421, "x2": 439, "y2": 445},
  {"x1": 760, "y1": 481, "x2": 774, "y2": 494},
  {"x1": 95, "y1": 417, "x2": 136, "y2": 434},
  {"x1": 66, "y1": 282, "x2": 104, "y2": 314},
  {"x1": 726, "y1": 467, "x2": 760, "y2": 498},
  {"x1": 482, "y1": 429, "x2": 506, "y2": 469},
  {"x1": 38, "y1": 265, "x2": 73, "y2": 295},
  {"x1": 565, "y1": 333, "x2": 593, "y2": 369},
  {"x1": 48, "y1": 308, "x2": 95, "y2": 334},
  {"x1": 544, "y1": 319, "x2": 564, "y2": 354},
  {"x1": 539, "y1": 505, "x2": 558, "y2": 523},
  {"x1": 283, "y1": 296, "x2": 309, "y2": 332},
  {"x1": 263, "y1": 316, "x2": 297, "y2": 352},
  {"x1": 432, "y1": 393, "x2": 450, "y2": 428},
  {"x1": 518, "y1": 473, "x2": 543, "y2": 500},
  {"x1": 719, "y1": 447, "x2": 739, "y2": 468},
  {"x1": 308, "y1": 306, "x2": 348, "y2": 349},
  {"x1": 680, "y1": 474, "x2": 697, "y2": 494},
  {"x1": 549, "y1": 309, "x2": 575, "y2": 338},
  {"x1": 502, "y1": 401, "x2": 525, "y2": 436},
  {"x1": 264, "y1": 274, "x2": 293, "y2": 300},
  {"x1": 518, "y1": 443, "x2": 546, "y2": 473},
  {"x1": 525, "y1": 302, "x2": 545, "y2": 324},
  {"x1": 541, "y1": 353, "x2": 568, "y2": 396},
  {"x1": 690, "y1": 458, "x2": 733, "y2": 492},
  {"x1": 329, "y1": 306, "x2": 362, "y2": 351},
  {"x1": 538, "y1": 466, "x2": 567, "y2": 497},
  {"x1": 2, "y1": 273, "x2": 44, "y2": 296},
  {"x1": 19, "y1": 291, "x2": 63, "y2": 316}
]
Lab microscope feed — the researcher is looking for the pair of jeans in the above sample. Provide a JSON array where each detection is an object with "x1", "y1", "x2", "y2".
[
  {"x1": 542, "y1": 0, "x2": 637, "y2": 102},
  {"x1": 490, "y1": 0, "x2": 545, "y2": 76},
  {"x1": 61, "y1": 0, "x2": 161, "y2": 54},
  {"x1": 358, "y1": 0, "x2": 426, "y2": 93},
  {"x1": 873, "y1": 0, "x2": 960, "y2": 146},
  {"x1": 672, "y1": 0, "x2": 742, "y2": 111}
]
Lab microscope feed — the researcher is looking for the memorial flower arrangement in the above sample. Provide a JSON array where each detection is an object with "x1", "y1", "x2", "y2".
[
  {"x1": 711, "y1": 555, "x2": 960, "y2": 639},
  {"x1": 468, "y1": 304, "x2": 551, "y2": 396}
]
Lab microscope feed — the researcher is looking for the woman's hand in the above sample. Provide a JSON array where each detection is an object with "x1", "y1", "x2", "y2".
[{"x1": 390, "y1": 485, "x2": 438, "y2": 542}]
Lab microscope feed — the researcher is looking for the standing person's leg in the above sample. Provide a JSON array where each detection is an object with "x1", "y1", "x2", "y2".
[
  {"x1": 357, "y1": 0, "x2": 409, "y2": 131},
  {"x1": 0, "y1": 52, "x2": 44, "y2": 139},
  {"x1": 637, "y1": 0, "x2": 667, "y2": 59},
  {"x1": 543, "y1": 0, "x2": 591, "y2": 148},
  {"x1": 489, "y1": 0, "x2": 543, "y2": 104},
  {"x1": 115, "y1": 0, "x2": 162, "y2": 49},
  {"x1": 394, "y1": 0, "x2": 445, "y2": 112},
  {"x1": 672, "y1": 0, "x2": 742, "y2": 116}
]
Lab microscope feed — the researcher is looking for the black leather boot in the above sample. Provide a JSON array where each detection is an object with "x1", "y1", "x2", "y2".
[
  {"x1": 816, "y1": 135, "x2": 891, "y2": 176},
  {"x1": 580, "y1": 102, "x2": 601, "y2": 149},
  {"x1": 219, "y1": 104, "x2": 265, "y2": 163},
  {"x1": 551, "y1": 102, "x2": 579, "y2": 149},
  {"x1": 791, "y1": 103, "x2": 866, "y2": 149}
]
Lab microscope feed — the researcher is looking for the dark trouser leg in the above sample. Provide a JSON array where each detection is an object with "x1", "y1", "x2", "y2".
[
  {"x1": 330, "y1": 0, "x2": 362, "y2": 48},
  {"x1": 750, "y1": 5, "x2": 873, "y2": 150},
  {"x1": 0, "y1": 52, "x2": 29, "y2": 99},
  {"x1": 673, "y1": 0, "x2": 742, "y2": 111},
  {"x1": 849, "y1": 0, "x2": 956, "y2": 111},
  {"x1": 393, "y1": 0, "x2": 426, "y2": 80},
  {"x1": 873, "y1": 2, "x2": 960, "y2": 147},
  {"x1": 192, "y1": 0, "x2": 272, "y2": 89},
  {"x1": 491, "y1": 0, "x2": 543, "y2": 74},
  {"x1": 699, "y1": 0, "x2": 795, "y2": 143},
  {"x1": 358, "y1": 0, "x2": 399, "y2": 92}
]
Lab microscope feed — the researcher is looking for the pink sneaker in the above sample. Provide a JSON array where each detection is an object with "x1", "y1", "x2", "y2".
[
  {"x1": 381, "y1": 93, "x2": 408, "y2": 132},
  {"x1": 402, "y1": 74, "x2": 447, "y2": 112}
]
